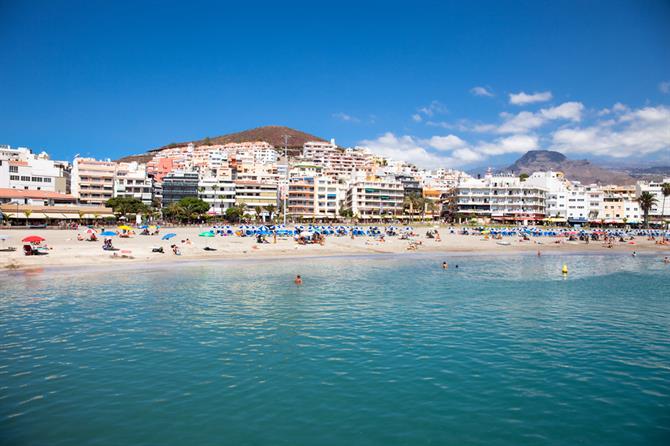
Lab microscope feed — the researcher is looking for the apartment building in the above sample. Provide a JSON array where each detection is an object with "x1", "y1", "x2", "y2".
[
  {"x1": 636, "y1": 178, "x2": 670, "y2": 221},
  {"x1": 599, "y1": 185, "x2": 641, "y2": 224},
  {"x1": 197, "y1": 178, "x2": 235, "y2": 215},
  {"x1": 234, "y1": 181, "x2": 278, "y2": 220},
  {"x1": 71, "y1": 157, "x2": 117, "y2": 206},
  {"x1": 525, "y1": 171, "x2": 589, "y2": 223},
  {"x1": 114, "y1": 162, "x2": 154, "y2": 205},
  {"x1": 161, "y1": 171, "x2": 199, "y2": 205},
  {"x1": 343, "y1": 177, "x2": 404, "y2": 220},
  {"x1": 449, "y1": 173, "x2": 546, "y2": 224},
  {"x1": 0, "y1": 146, "x2": 70, "y2": 193},
  {"x1": 287, "y1": 176, "x2": 343, "y2": 220}
]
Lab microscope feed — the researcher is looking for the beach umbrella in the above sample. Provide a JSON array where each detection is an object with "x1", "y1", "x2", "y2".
[
  {"x1": 118, "y1": 225, "x2": 132, "y2": 231},
  {"x1": 162, "y1": 233, "x2": 177, "y2": 240},
  {"x1": 199, "y1": 231, "x2": 214, "y2": 237},
  {"x1": 22, "y1": 235, "x2": 45, "y2": 243},
  {"x1": 86, "y1": 228, "x2": 97, "y2": 234},
  {"x1": 139, "y1": 225, "x2": 148, "y2": 229},
  {"x1": 100, "y1": 231, "x2": 117, "y2": 237}
]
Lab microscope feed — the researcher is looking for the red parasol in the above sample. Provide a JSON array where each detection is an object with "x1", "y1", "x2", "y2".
[{"x1": 22, "y1": 235, "x2": 45, "y2": 243}]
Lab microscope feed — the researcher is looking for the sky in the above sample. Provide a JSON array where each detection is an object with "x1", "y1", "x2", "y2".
[{"x1": 1, "y1": 0, "x2": 669, "y2": 169}]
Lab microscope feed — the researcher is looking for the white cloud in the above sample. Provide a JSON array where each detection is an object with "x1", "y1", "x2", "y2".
[
  {"x1": 358, "y1": 133, "x2": 448, "y2": 168},
  {"x1": 417, "y1": 100, "x2": 447, "y2": 117},
  {"x1": 539, "y1": 101, "x2": 583, "y2": 121},
  {"x1": 551, "y1": 105, "x2": 670, "y2": 158},
  {"x1": 497, "y1": 102, "x2": 584, "y2": 133},
  {"x1": 477, "y1": 134, "x2": 539, "y2": 156},
  {"x1": 470, "y1": 86, "x2": 494, "y2": 97},
  {"x1": 659, "y1": 81, "x2": 670, "y2": 94},
  {"x1": 427, "y1": 135, "x2": 466, "y2": 151},
  {"x1": 509, "y1": 91, "x2": 553, "y2": 105},
  {"x1": 498, "y1": 111, "x2": 546, "y2": 133},
  {"x1": 332, "y1": 112, "x2": 360, "y2": 123},
  {"x1": 412, "y1": 114, "x2": 423, "y2": 122}
]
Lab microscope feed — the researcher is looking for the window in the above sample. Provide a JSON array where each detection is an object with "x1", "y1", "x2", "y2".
[
  {"x1": 10, "y1": 175, "x2": 19, "y2": 180},
  {"x1": 9, "y1": 165, "x2": 18, "y2": 173},
  {"x1": 20, "y1": 176, "x2": 30, "y2": 181}
]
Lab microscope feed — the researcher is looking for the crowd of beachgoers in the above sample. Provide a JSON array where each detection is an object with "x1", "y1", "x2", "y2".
[{"x1": 1, "y1": 223, "x2": 669, "y2": 270}]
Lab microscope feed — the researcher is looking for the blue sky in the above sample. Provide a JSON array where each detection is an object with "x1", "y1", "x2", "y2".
[{"x1": 1, "y1": 0, "x2": 669, "y2": 168}]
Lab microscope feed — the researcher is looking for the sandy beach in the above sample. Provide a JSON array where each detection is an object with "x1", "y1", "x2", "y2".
[{"x1": 1, "y1": 225, "x2": 669, "y2": 271}]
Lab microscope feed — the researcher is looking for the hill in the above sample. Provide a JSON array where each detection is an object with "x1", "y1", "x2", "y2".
[
  {"x1": 116, "y1": 126, "x2": 327, "y2": 163},
  {"x1": 504, "y1": 150, "x2": 636, "y2": 185}
]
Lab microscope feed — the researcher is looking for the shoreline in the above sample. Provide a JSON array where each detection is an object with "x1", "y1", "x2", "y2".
[{"x1": 2, "y1": 227, "x2": 668, "y2": 274}]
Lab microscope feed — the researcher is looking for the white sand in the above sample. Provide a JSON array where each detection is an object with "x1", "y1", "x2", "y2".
[{"x1": 1, "y1": 226, "x2": 668, "y2": 271}]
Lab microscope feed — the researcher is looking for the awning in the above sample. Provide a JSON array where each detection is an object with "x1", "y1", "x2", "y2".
[
  {"x1": 61, "y1": 213, "x2": 80, "y2": 219},
  {"x1": 544, "y1": 217, "x2": 568, "y2": 222},
  {"x1": 2, "y1": 212, "x2": 45, "y2": 219},
  {"x1": 43, "y1": 212, "x2": 65, "y2": 218}
]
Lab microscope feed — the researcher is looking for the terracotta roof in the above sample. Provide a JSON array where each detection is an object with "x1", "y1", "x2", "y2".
[
  {"x1": 8, "y1": 160, "x2": 29, "y2": 166},
  {"x1": 0, "y1": 188, "x2": 75, "y2": 200}
]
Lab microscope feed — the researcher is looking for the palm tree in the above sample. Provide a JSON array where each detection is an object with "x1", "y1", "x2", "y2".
[
  {"x1": 254, "y1": 205, "x2": 263, "y2": 223},
  {"x1": 425, "y1": 200, "x2": 437, "y2": 221},
  {"x1": 661, "y1": 183, "x2": 670, "y2": 228},
  {"x1": 211, "y1": 184, "x2": 219, "y2": 215},
  {"x1": 23, "y1": 209, "x2": 32, "y2": 226},
  {"x1": 265, "y1": 204, "x2": 276, "y2": 222},
  {"x1": 637, "y1": 191, "x2": 658, "y2": 228}
]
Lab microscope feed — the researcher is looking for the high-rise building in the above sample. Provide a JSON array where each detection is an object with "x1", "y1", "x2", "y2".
[
  {"x1": 71, "y1": 157, "x2": 117, "y2": 206},
  {"x1": 161, "y1": 171, "x2": 199, "y2": 205}
]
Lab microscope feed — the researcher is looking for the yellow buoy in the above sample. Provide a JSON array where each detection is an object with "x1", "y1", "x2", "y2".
[{"x1": 562, "y1": 264, "x2": 568, "y2": 274}]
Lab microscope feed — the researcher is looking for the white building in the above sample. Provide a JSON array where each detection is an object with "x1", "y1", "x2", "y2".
[
  {"x1": 344, "y1": 177, "x2": 404, "y2": 220},
  {"x1": 288, "y1": 176, "x2": 344, "y2": 220},
  {"x1": 197, "y1": 178, "x2": 236, "y2": 215},
  {"x1": 525, "y1": 171, "x2": 589, "y2": 223},
  {"x1": 636, "y1": 178, "x2": 670, "y2": 222},
  {"x1": 449, "y1": 172, "x2": 546, "y2": 224},
  {"x1": 71, "y1": 157, "x2": 117, "y2": 206},
  {"x1": 0, "y1": 146, "x2": 70, "y2": 193},
  {"x1": 114, "y1": 162, "x2": 154, "y2": 205}
]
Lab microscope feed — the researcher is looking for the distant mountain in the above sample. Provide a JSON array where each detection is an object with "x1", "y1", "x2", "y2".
[
  {"x1": 621, "y1": 165, "x2": 670, "y2": 181},
  {"x1": 504, "y1": 150, "x2": 636, "y2": 185},
  {"x1": 117, "y1": 126, "x2": 327, "y2": 163}
]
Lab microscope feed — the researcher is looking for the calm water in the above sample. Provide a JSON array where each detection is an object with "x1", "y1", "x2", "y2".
[{"x1": 1, "y1": 254, "x2": 669, "y2": 445}]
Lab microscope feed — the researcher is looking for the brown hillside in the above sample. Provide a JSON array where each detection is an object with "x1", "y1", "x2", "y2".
[
  {"x1": 154, "y1": 126, "x2": 327, "y2": 153},
  {"x1": 115, "y1": 126, "x2": 328, "y2": 162}
]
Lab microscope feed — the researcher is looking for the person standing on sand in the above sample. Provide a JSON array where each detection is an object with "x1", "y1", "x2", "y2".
[{"x1": 294, "y1": 275, "x2": 303, "y2": 285}]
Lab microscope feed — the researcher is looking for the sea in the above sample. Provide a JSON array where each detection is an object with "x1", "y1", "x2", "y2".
[{"x1": 1, "y1": 253, "x2": 669, "y2": 445}]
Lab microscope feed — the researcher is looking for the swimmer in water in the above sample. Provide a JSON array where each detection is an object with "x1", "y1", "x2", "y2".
[
  {"x1": 442, "y1": 262, "x2": 448, "y2": 269},
  {"x1": 537, "y1": 250, "x2": 541, "y2": 256},
  {"x1": 664, "y1": 256, "x2": 669, "y2": 264},
  {"x1": 294, "y1": 275, "x2": 303, "y2": 285},
  {"x1": 632, "y1": 251, "x2": 637, "y2": 257}
]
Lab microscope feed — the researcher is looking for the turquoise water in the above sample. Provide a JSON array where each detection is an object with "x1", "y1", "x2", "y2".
[{"x1": 1, "y1": 254, "x2": 669, "y2": 445}]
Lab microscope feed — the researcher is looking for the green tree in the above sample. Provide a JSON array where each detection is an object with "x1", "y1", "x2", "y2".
[
  {"x1": 519, "y1": 173, "x2": 529, "y2": 181},
  {"x1": 637, "y1": 191, "x2": 658, "y2": 228},
  {"x1": 23, "y1": 209, "x2": 32, "y2": 226},
  {"x1": 176, "y1": 197, "x2": 210, "y2": 222},
  {"x1": 254, "y1": 205, "x2": 264, "y2": 222},
  {"x1": 264, "y1": 204, "x2": 276, "y2": 222},
  {"x1": 105, "y1": 197, "x2": 148, "y2": 217},
  {"x1": 225, "y1": 204, "x2": 246, "y2": 223}
]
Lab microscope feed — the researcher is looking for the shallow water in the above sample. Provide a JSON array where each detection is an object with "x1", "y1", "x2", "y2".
[{"x1": 1, "y1": 254, "x2": 669, "y2": 445}]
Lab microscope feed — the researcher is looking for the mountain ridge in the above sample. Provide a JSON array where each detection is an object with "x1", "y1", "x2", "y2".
[
  {"x1": 503, "y1": 150, "x2": 636, "y2": 185},
  {"x1": 117, "y1": 126, "x2": 327, "y2": 163}
]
